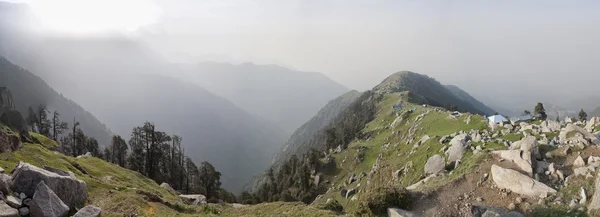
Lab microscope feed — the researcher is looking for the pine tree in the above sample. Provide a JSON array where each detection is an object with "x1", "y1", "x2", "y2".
[
  {"x1": 579, "y1": 109, "x2": 588, "y2": 122},
  {"x1": 534, "y1": 103, "x2": 547, "y2": 120}
]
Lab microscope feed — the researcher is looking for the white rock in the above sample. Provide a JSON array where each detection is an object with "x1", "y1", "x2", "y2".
[
  {"x1": 387, "y1": 208, "x2": 417, "y2": 217},
  {"x1": 574, "y1": 155, "x2": 586, "y2": 167},
  {"x1": 491, "y1": 165, "x2": 556, "y2": 198}
]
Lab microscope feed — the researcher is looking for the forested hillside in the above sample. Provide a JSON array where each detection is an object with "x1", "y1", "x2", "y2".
[{"x1": 0, "y1": 56, "x2": 112, "y2": 146}]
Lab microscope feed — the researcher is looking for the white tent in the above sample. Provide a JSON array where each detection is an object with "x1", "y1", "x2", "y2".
[{"x1": 488, "y1": 115, "x2": 508, "y2": 124}]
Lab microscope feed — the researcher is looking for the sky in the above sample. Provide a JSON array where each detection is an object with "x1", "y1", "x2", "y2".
[{"x1": 7, "y1": 0, "x2": 600, "y2": 108}]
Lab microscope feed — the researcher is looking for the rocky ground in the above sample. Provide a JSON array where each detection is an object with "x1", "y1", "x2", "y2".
[{"x1": 391, "y1": 117, "x2": 600, "y2": 217}]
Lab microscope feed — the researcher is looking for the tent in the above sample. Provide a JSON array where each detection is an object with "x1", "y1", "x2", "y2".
[{"x1": 488, "y1": 115, "x2": 508, "y2": 124}]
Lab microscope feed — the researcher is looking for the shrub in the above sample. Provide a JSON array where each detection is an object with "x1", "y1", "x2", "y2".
[
  {"x1": 359, "y1": 187, "x2": 411, "y2": 216},
  {"x1": 202, "y1": 205, "x2": 220, "y2": 214},
  {"x1": 280, "y1": 191, "x2": 296, "y2": 202},
  {"x1": 321, "y1": 199, "x2": 344, "y2": 213}
]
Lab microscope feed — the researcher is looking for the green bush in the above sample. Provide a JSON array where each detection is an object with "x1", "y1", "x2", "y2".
[
  {"x1": 321, "y1": 199, "x2": 344, "y2": 213},
  {"x1": 203, "y1": 205, "x2": 221, "y2": 214},
  {"x1": 359, "y1": 187, "x2": 411, "y2": 216}
]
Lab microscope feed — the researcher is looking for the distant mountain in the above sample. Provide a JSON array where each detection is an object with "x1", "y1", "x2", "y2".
[
  {"x1": 373, "y1": 71, "x2": 488, "y2": 115},
  {"x1": 175, "y1": 62, "x2": 349, "y2": 135},
  {"x1": 0, "y1": 4, "x2": 288, "y2": 191},
  {"x1": 591, "y1": 106, "x2": 600, "y2": 118},
  {"x1": 0, "y1": 56, "x2": 112, "y2": 145},
  {"x1": 444, "y1": 85, "x2": 496, "y2": 115}
]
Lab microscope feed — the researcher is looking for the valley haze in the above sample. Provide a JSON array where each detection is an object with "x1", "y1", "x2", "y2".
[{"x1": 0, "y1": 0, "x2": 599, "y2": 216}]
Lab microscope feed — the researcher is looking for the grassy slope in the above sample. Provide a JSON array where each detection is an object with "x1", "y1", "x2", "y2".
[
  {"x1": 0, "y1": 125, "x2": 334, "y2": 216},
  {"x1": 0, "y1": 126, "x2": 204, "y2": 216},
  {"x1": 311, "y1": 92, "x2": 491, "y2": 214}
]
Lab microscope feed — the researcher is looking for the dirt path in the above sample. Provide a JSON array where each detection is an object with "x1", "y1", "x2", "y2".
[{"x1": 410, "y1": 156, "x2": 538, "y2": 217}]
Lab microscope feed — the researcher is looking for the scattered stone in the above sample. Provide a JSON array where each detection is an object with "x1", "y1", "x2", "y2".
[
  {"x1": 424, "y1": 154, "x2": 445, "y2": 175},
  {"x1": 491, "y1": 165, "x2": 556, "y2": 198},
  {"x1": 72, "y1": 205, "x2": 102, "y2": 217},
  {"x1": 492, "y1": 150, "x2": 533, "y2": 175},
  {"x1": 0, "y1": 174, "x2": 12, "y2": 195},
  {"x1": 0, "y1": 201, "x2": 18, "y2": 217},
  {"x1": 581, "y1": 187, "x2": 587, "y2": 205},
  {"x1": 508, "y1": 203, "x2": 516, "y2": 210},
  {"x1": 339, "y1": 189, "x2": 347, "y2": 198},
  {"x1": 587, "y1": 171, "x2": 600, "y2": 213},
  {"x1": 160, "y1": 182, "x2": 175, "y2": 192},
  {"x1": 18, "y1": 207, "x2": 28, "y2": 216},
  {"x1": 347, "y1": 174, "x2": 357, "y2": 184},
  {"x1": 5, "y1": 196, "x2": 20, "y2": 208},
  {"x1": 515, "y1": 197, "x2": 523, "y2": 204},
  {"x1": 569, "y1": 199, "x2": 578, "y2": 208},
  {"x1": 476, "y1": 197, "x2": 484, "y2": 202},
  {"x1": 574, "y1": 155, "x2": 586, "y2": 167},
  {"x1": 29, "y1": 181, "x2": 69, "y2": 217},
  {"x1": 345, "y1": 189, "x2": 356, "y2": 199},
  {"x1": 179, "y1": 194, "x2": 207, "y2": 206},
  {"x1": 387, "y1": 208, "x2": 417, "y2": 217}
]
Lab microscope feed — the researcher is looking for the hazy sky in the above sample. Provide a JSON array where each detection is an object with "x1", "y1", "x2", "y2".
[{"x1": 9, "y1": 0, "x2": 600, "y2": 105}]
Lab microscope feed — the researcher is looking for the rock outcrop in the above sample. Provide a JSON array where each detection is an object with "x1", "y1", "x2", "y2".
[
  {"x1": 0, "y1": 127, "x2": 21, "y2": 153},
  {"x1": 12, "y1": 162, "x2": 87, "y2": 209},
  {"x1": 559, "y1": 125, "x2": 599, "y2": 145},
  {"x1": 588, "y1": 171, "x2": 600, "y2": 215},
  {"x1": 160, "y1": 183, "x2": 175, "y2": 192},
  {"x1": 446, "y1": 134, "x2": 469, "y2": 162},
  {"x1": 29, "y1": 181, "x2": 69, "y2": 217},
  {"x1": 492, "y1": 150, "x2": 533, "y2": 175},
  {"x1": 491, "y1": 165, "x2": 556, "y2": 198},
  {"x1": 179, "y1": 194, "x2": 207, "y2": 206}
]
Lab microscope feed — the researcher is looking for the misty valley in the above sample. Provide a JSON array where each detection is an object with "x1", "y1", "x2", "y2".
[{"x1": 1, "y1": 1, "x2": 600, "y2": 217}]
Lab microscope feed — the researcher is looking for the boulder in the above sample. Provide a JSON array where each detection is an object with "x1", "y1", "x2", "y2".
[
  {"x1": 492, "y1": 150, "x2": 533, "y2": 175},
  {"x1": 588, "y1": 171, "x2": 600, "y2": 214},
  {"x1": 232, "y1": 203, "x2": 248, "y2": 208},
  {"x1": 511, "y1": 136, "x2": 540, "y2": 160},
  {"x1": 179, "y1": 194, "x2": 206, "y2": 206},
  {"x1": 17, "y1": 207, "x2": 28, "y2": 217},
  {"x1": 340, "y1": 189, "x2": 347, "y2": 198},
  {"x1": 446, "y1": 135, "x2": 469, "y2": 162},
  {"x1": 0, "y1": 129, "x2": 21, "y2": 153},
  {"x1": 29, "y1": 181, "x2": 69, "y2": 217},
  {"x1": 0, "y1": 201, "x2": 18, "y2": 217},
  {"x1": 387, "y1": 208, "x2": 417, "y2": 217},
  {"x1": 491, "y1": 165, "x2": 556, "y2": 198},
  {"x1": 574, "y1": 155, "x2": 586, "y2": 168},
  {"x1": 424, "y1": 154, "x2": 445, "y2": 175},
  {"x1": 586, "y1": 117, "x2": 600, "y2": 132},
  {"x1": 559, "y1": 125, "x2": 599, "y2": 145},
  {"x1": 347, "y1": 174, "x2": 357, "y2": 185},
  {"x1": 12, "y1": 162, "x2": 87, "y2": 208},
  {"x1": 160, "y1": 183, "x2": 175, "y2": 192},
  {"x1": 72, "y1": 205, "x2": 102, "y2": 217},
  {"x1": 5, "y1": 196, "x2": 20, "y2": 209},
  {"x1": 0, "y1": 174, "x2": 12, "y2": 195},
  {"x1": 345, "y1": 189, "x2": 356, "y2": 199}
]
